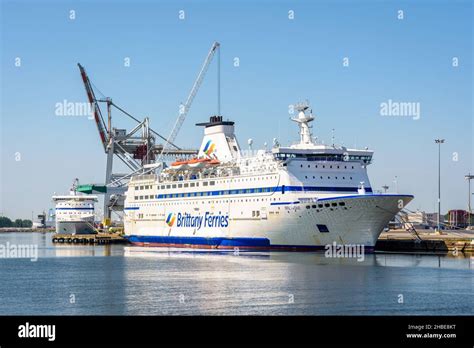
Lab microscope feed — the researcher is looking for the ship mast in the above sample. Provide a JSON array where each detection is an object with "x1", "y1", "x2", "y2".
[{"x1": 291, "y1": 101, "x2": 315, "y2": 145}]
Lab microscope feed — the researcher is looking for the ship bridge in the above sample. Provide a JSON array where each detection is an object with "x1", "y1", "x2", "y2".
[
  {"x1": 273, "y1": 101, "x2": 373, "y2": 165},
  {"x1": 272, "y1": 146, "x2": 373, "y2": 165}
]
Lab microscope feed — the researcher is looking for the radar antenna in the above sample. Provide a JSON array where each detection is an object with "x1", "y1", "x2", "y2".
[{"x1": 291, "y1": 100, "x2": 315, "y2": 145}]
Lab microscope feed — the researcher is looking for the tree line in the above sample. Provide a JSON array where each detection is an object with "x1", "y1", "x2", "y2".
[{"x1": 0, "y1": 217, "x2": 33, "y2": 228}]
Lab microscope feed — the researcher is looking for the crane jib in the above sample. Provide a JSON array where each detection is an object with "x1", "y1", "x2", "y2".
[{"x1": 78, "y1": 64, "x2": 108, "y2": 150}]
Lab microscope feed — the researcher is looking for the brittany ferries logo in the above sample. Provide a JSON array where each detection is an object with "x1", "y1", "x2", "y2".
[
  {"x1": 166, "y1": 213, "x2": 176, "y2": 227},
  {"x1": 166, "y1": 212, "x2": 229, "y2": 230},
  {"x1": 203, "y1": 140, "x2": 216, "y2": 156}
]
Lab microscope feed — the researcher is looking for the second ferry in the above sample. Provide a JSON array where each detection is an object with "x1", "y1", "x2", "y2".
[{"x1": 123, "y1": 103, "x2": 413, "y2": 251}]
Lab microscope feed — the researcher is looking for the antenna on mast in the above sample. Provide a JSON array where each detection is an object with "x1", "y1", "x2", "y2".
[
  {"x1": 217, "y1": 43, "x2": 221, "y2": 116},
  {"x1": 291, "y1": 100, "x2": 315, "y2": 145}
]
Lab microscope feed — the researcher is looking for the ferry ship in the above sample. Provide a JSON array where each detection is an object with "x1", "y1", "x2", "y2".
[
  {"x1": 53, "y1": 180, "x2": 98, "y2": 234},
  {"x1": 124, "y1": 103, "x2": 413, "y2": 251}
]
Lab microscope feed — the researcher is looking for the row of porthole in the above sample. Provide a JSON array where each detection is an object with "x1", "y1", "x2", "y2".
[
  {"x1": 306, "y1": 201, "x2": 347, "y2": 209},
  {"x1": 300, "y1": 164, "x2": 355, "y2": 169},
  {"x1": 137, "y1": 175, "x2": 278, "y2": 191},
  {"x1": 304, "y1": 175, "x2": 353, "y2": 180},
  {"x1": 130, "y1": 197, "x2": 283, "y2": 207},
  {"x1": 57, "y1": 204, "x2": 92, "y2": 206}
]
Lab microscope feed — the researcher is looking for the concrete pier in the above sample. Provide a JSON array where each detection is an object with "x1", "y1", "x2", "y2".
[
  {"x1": 376, "y1": 229, "x2": 474, "y2": 253},
  {"x1": 47, "y1": 229, "x2": 474, "y2": 252}
]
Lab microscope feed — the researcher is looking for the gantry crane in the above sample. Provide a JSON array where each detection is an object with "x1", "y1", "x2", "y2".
[
  {"x1": 77, "y1": 65, "x2": 197, "y2": 223},
  {"x1": 75, "y1": 42, "x2": 221, "y2": 224}
]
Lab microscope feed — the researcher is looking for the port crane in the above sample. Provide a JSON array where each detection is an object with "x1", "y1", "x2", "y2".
[
  {"x1": 157, "y1": 41, "x2": 221, "y2": 163},
  {"x1": 76, "y1": 41, "x2": 221, "y2": 223},
  {"x1": 77, "y1": 65, "x2": 196, "y2": 222}
]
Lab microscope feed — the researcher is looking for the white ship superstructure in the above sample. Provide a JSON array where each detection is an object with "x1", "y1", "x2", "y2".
[
  {"x1": 124, "y1": 104, "x2": 413, "y2": 251},
  {"x1": 53, "y1": 182, "x2": 98, "y2": 234}
]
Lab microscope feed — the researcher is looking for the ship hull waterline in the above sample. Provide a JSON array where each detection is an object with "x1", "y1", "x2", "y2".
[{"x1": 125, "y1": 194, "x2": 413, "y2": 252}]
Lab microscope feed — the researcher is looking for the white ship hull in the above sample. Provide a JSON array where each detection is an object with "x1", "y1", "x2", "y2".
[
  {"x1": 125, "y1": 194, "x2": 413, "y2": 251},
  {"x1": 52, "y1": 191, "x2": 98, "y2": 235},
  {"x1": 56, "y1": 221, "x2": 96, "y2": 235}
]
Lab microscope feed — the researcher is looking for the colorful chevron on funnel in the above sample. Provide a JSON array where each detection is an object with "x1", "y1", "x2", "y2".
[{"x1": 203, "y1": 140, "x2": 216, "y2": 156}]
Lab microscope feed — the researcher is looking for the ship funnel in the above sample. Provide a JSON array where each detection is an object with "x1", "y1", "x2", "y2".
[{"x1": 196, "y1": 115, "x2": 241, "y2": 162}]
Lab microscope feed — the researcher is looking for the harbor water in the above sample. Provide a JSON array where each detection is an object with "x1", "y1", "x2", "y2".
[{"x1": 0, "y1": 232, "x2": 472, "y2": 315}]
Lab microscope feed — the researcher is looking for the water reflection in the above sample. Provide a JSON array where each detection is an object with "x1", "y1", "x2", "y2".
[
  {"x1": 0, "y1": 233, "x2": 472, "y2": 315},
  {"x1": 124, "y1": 246, "x2": 473, "y2": 270},
  {"x1": 375, "y1": 252, "x2": 473, "y2": 270}
]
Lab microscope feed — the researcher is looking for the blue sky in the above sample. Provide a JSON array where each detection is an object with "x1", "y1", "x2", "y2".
[{"x1": 1, "y1": 0, "x2": 472, "y2": 219}]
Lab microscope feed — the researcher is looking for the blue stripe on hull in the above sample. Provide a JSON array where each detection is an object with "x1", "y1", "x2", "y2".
[
  {"x1": 126, "y1": 235, "x2": 375, "y2": 252},
  {"x1": 127, "y1": 235, "x2": 270, "y2": 247}
]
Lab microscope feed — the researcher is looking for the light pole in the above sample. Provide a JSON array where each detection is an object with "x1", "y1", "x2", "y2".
[
  {"x1": 435, "y1": 139, "x2": 445, "y2": 232},
  {"x1": 382, "y1": 185, "x2": 389, "y2": 193},
  {"x1": 465, "y1": 174, "x2": 474, "y2": 228}
]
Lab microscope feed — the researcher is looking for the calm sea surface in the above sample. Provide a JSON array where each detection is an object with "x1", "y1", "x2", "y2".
[{"x1": 0, "y1": 232, "x2": 472, "y2": 315}]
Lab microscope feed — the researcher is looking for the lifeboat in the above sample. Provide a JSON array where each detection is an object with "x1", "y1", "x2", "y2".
[
  {"x1": 171, "y1": 157, "x2": 219, "y2": 170},
  {"x1": 171, "y1": 159, "x2": 189, "y2": 170},
  {"x1": 187, "y1": 158, "x2": 211, "y2": 168}
]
